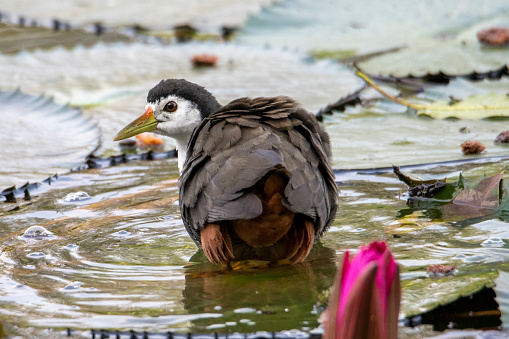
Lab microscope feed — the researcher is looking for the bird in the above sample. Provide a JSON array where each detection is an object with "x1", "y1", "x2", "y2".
[{"x1": 114, "y1": 79, "x2": 339, "y2": 268}]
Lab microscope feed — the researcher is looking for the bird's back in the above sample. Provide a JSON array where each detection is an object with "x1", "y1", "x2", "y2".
[{"x1": 179, "y1": 96, "x2": 338, "y2": 263}]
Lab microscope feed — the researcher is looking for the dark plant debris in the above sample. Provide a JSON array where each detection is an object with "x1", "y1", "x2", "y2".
[
  {"x1": 495, "y1": 131, "x2": 509, "y2": 144},
  {"x1": 427, "y1": 264, "x2": 456, "y2": 276},
  {"x1": 393, "y1": 166, "x2": 447, "y2": 200},
  {"x1": 367, "y1": 65, "x2": 509, "y2": 86},
  {"x1": 135, "y1": 133, "x2": 165, "y2": 150},
  {"x1": 392, "y1": 166, "x2": 445, "y2": 188},
  {"x1": 66, "y1": 329, "x2": 321, "y2": 339},
  {"x1": 173, "y1": 24, "x2": 197, "y2": 43},
  {"x1": 394, "y1": 168, "x2": 508, "y2": 222},
  {"x1": 191, "y1": 54, "x2": 219, "y2": 68},
  {"x1": 315, "y1": 85, "x2": 366, "y2": 121},
  {"x1": 477, "y1": 27, "x2": 509, "y2": 47},
  {"x1": 448, "y1": 96, "x2": 462, "y2": 105},
  {"x1": 221, "y1": 26, "x2": 237, "y2": 41},
  {"x1": 461, "y1": 140, "x2": 486, "y2": 155},
  {"x1": 408, "y1": 181, "x2": 446, "y2": 199}
]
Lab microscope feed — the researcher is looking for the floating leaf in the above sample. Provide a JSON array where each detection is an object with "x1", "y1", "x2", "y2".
[
  {"x1": 419, "y1": 93, "x2": 509, "y2": 120},
  {"x1": 396, "y1": 166, "x2": 509, "y2": 222},
  {"x1": 357, "y1": 71, "x2": 509, "y2": 119},
  {"x1": 0, "y1": 89, "x2": 100, "y2": 189},
  {"x1": 452, "y1": 172, "x2": 503, "y2": 210},
  {"x1": 440, "y1": 172, "x2": 503, "y2": 221}
]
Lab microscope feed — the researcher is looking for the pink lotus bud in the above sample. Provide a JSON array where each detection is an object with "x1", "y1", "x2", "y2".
[{"x1": 323, "y1": 241, "x2": 401, "y2": 339}]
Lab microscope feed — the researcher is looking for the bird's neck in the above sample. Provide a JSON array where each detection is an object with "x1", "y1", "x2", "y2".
[{"x1": 174, "y1": 134, "x2": 190, "y2": 173}]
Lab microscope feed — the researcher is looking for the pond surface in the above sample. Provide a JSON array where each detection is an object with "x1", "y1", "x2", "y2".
[
  {"x1": 1, "y1": 156, "x2": 509, "y2": 336},
  {"x1": 2, "y1": 1, "x2": 509, "y2": 337}
]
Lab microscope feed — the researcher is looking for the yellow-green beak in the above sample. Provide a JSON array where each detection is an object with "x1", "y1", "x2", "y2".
[{"x1": 114, "y1": 107, "x2": 158, "y2": 141}]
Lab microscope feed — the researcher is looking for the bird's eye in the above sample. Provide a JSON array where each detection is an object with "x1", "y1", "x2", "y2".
[{"x1": 164, "y1": 101, "x2": 178, "y2": 112}]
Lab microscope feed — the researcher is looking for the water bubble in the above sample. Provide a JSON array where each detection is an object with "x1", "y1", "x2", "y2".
[
  {"x1": 65, "y1": 244, "x2": 79, "y2": 250},
  {"x1": 113, "y1": 230, "x2": 130, "y2": 237},
  {"x1": 23, "y1": 265, "x2": 36, "y2": 269},
  {"x1": 481, "y1": 237, "x2": 505, "y2": 247},
  {"x1": 62, "y1": 191, "x2": 91, "y2": 202},
  {"x1": 247, "y1": 322, "x2": 255, "y2": 326},
  {"x1": 234, "y1": 307, "x2": 256, "y2": 314},
  {"x1": 239, "y1": 319, "x2": 251, "y2": 324},
  {"x1": 213, "y1": 305, "x2": 222, "y2": 311},
  {"x1": 225, "y1": 322, "x2": 237, "y2": 326},
  {"x1": 26, "y1": 252, "x2": 45, "y2": 259},
  {"x1": 62, "y1": 281, "x2": 83, "y2": 290},
  {"x1": 20, "y1": 226, "x2": 55, "y2": 240},
  {"x1": 285, "y1": 308, "x2": 289, "y2": 312},
  {"x1": 206, "y1": 324, "x2": 226, "y2": 330}
]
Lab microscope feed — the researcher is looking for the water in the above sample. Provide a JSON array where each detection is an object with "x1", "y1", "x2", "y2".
[{"x1": 1, "y1": 156, "x2": 509, "y2": 335}]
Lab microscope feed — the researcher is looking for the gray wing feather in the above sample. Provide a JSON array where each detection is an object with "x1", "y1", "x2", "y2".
[{"x1": 179, "y1": 96, "x2": 338, "y2": 245}]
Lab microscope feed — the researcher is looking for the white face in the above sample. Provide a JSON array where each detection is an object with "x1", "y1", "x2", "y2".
[{"x1": 149, "y1": 95, "x2": 203, "y2": 138}]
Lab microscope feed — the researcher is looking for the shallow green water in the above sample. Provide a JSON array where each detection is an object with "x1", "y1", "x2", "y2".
[{"x1": 1, "y1": 157, "x2": 509, "y2": 335}]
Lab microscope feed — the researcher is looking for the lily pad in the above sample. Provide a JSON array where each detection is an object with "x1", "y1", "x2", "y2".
[
  {"x1": 357, "y1": 71, "x2": 509, "y2": 120},
  {"x1": 358, "y1": 39, "x2": 509, "y2": 78},
  {"x1": 0, "y1": 0, "x2": 274, "y2": 33},
  {"x1": 325, "y1": 107, "x2": 509, "y2": 169},
  {"x1": 0, "y1": 42, "x2": 363, "y2": 155},
  {"x1": 418, "y1": 93, "x2": 509, "y2": 120},
  {"x1": 359, "y1": 14, "x2": 509, "y2": 76},
  {"x1": 0, "y1": 23, "x2": 131, "y2": 54},
  {"x1": 0, "y1": 89, "x2": 100, "y2": 189},
  {"x1": 238, "y1": 0, "x2": 509, "y2": 59}
]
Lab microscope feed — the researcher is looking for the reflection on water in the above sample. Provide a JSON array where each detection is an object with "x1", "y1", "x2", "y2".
[{"x1": 183, "y1": 244, "x2": 337, "y2": 332}]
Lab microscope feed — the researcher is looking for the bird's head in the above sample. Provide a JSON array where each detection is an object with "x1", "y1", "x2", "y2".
[{"x1": 114, "y1": 79, "x2": 221, "y2": 141}]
